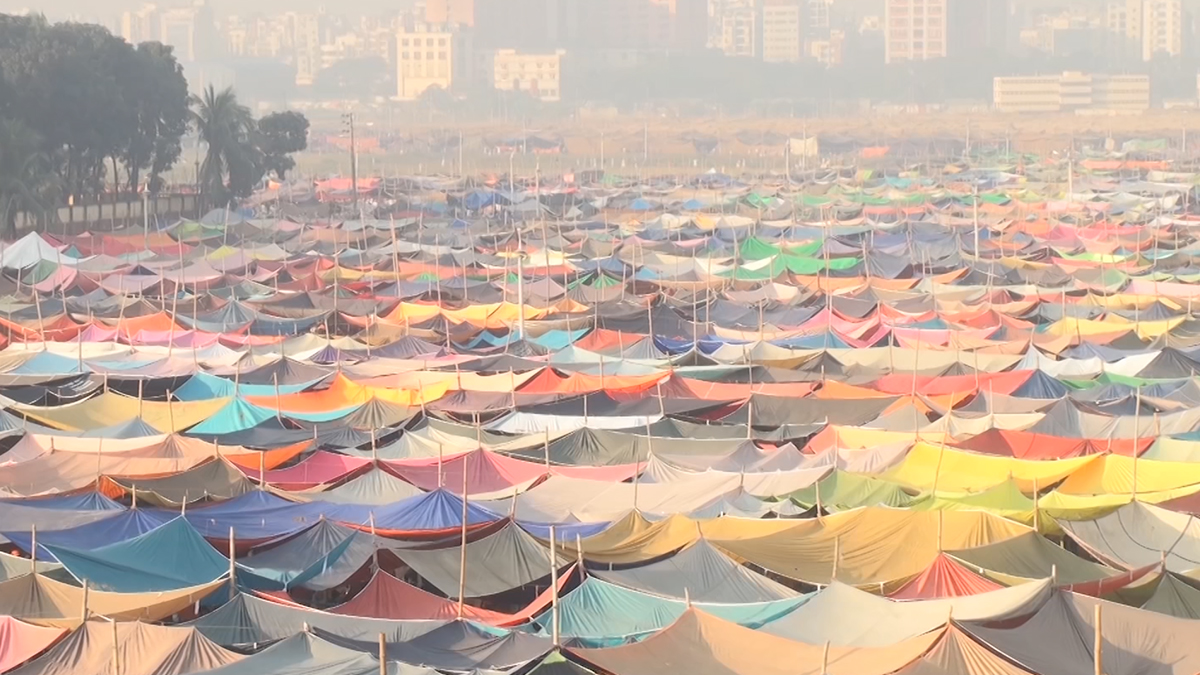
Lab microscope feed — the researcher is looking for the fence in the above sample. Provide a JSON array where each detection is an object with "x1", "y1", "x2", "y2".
[{"x1": 14, "y1": 194, "x2": 201, "y2": 237}]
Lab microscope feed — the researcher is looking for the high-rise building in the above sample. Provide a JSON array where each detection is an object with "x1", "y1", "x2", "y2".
[
  {"x1": 425, "y1": 0, "x2": 475, "y2": 26},
  {"x1": 806, "y1": 0, "x2": 832, "y2": 40},
  {"x1": 886, "y1": 0, "x2": 1009, "y2": 63},
  {"x1": 884, "y1": 0, "x2": 947, "y2": 63},
  {"x1": 670, "y1": 0, "x2": 709, "y2": 51},
  {"x1": 1143, "y1": 0, "x2": 1182, "y2": 59},
  {"x1": 120, "y1": 4, "x2": 159, "y2": 45},
  {"x1": 396, "y1": 22, "x2": 454, "y2": 99},
  {"x1": 947, "y1": 0, "x2": 1008, "y2": 59},
  {"x1": 717, "y1": 1, "x2": 758, "y2": 58},
  {"x1": 1106, "y1": 0, "x2": 1143, "y2": 42},
  {"x1": 287, "y1": 13, "x2": 322, "y2": 87},
  {"x1": 158, "y1": 7, "x2": 198, "y2": 60},
  {"x1": 761, "y1": 0, "x2": 804, "y2": 63}
]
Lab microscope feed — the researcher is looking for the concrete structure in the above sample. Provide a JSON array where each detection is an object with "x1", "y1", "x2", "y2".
[
  {"x1": 718, "y1": 2, "x2": 758, "y2": 58},
  {"x1": 159, "y1": 7, "x2": 198, "y2": 61},
  {"x1": 1106, "y1": 0, "x2": 1143, "y2": 43},
  {"x1": 884, "y1": 0, "x2": 947, "y2": 63},
  {"x1": 761, "y1": 0, "x2": 804, "y2": 63},
  {"x1": 485, "y1": 49, "x2": 565, "y2": 101},
  {"x1": 288, "y1": 13, "x2": 322, "y2": 86},
  {"x1": 808, "y1": 28, "x2": 845, "y2": 66},
  {"x1": 993, "y1": 72, "x2": 1150, "y2": 113},
  {"x1": 1142, "y1": 0, "x2": 1182, "y2": 60},
  {"x1": 396, "y1": 23, "x2": 455, "y2": 100},
  {"x1": 120, "y1": 4, "x2": 159, "y2": 45},
  {"x1": 425, "y1": 0, "x2": 476, "y2": 26}
]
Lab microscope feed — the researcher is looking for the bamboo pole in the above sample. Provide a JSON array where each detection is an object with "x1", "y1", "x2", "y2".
[
  {"x1": 378, "y1": 633, "x2": 387, "y2": 675},
  {"x1": 549, "y1": 525, "x2": 559, "y2": 647},
  {"x1": 1094, "y1": 604, "x2": 1103, "y2": 675},
  {"x1": 456, "y1": 462, "x2": 468, "y2": 618},
  {"x1": 228, "y1": 527, "x2": 236, "y2": 602}
]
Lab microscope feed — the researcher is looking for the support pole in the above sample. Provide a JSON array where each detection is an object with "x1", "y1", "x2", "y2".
[
  {"x1": 456, "y1": 463, "x2": 469, "y2": 618},
  {"x1": 378, "y1": 633, "x2": 387, "y2": 675},
  {"x1": 228, "y1": 527, "x2": 236, "y2": 602},
  {"x1": 1094, "y1": 604, "x2": 1103, "y2": 675},
  {"x1": 549, "y1": 526, "x2": 560, "y2": 647}
]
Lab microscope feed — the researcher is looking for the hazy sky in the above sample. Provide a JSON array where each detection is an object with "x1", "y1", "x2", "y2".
[{"x1": 1, "y1": 0, "x2": 420, "y2": 20}]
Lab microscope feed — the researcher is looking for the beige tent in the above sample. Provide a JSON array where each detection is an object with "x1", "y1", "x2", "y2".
[
  {"x1": 7, "y1": 620, "x2": 240, "y2": 675},
  {"x1": 571, "y1": 607, "x2": 941, "y2": 675},
  {"x1": 892, "y1": 624, "x2": 1035, "y2": 675},
  {"x1": 14, "y1": 394, "x2": 228, "y2": 433},
  {"x1": 0, "y1": 574, "x2": 226, "y2": 629},
  {"x1": 713, "y1": 508, "x2": 1030, "y2": 585},
  {"x1": 759, "y1": 580, "x2": 1052, "y2": 647}
]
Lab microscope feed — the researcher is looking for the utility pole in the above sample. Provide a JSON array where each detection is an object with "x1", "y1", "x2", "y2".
[{"x1": 342, "y1": 112, "x2": 359, "y2": 218}]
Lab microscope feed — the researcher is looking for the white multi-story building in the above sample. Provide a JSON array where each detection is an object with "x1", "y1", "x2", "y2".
[
  {"x1": 994, "y1": 72, "x2": 1151, "y2": 113},
  {"x1": 483, "y1": 49, "x2": 565, "y2": 101},
  {"x1": 884, "y1": 0, "x2": 947, "y2": 63},
  {"x1": 396, "y1": 23, "x2": 454, "y2": 100},
  {"x1": 287, "y1": 12, "x2": 322, "y2": 86},
  {"x1": 717, "y1": 2, "x2": 758, "y2": 57},
  {"x1": 1142, "y1": 0, "x2": 1182, "y2": 60},
  {"x1": 761, "y1": 0, "x2": 803, "y2": 63}
]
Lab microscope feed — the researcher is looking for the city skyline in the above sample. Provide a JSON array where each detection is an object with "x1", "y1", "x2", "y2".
[{"x1": 7, "y1": 0, "x2": 1200, "y2": 111}]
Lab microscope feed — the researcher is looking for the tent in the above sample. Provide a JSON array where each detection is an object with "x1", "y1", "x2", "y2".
[
  {"x1": 395, "y1": 522, "x2": 571, "y2": 598},
  {"x1": 890, "y1": 553, "x2": 1005, "y2": 600},
  {"x1": 759, "y1": 580, "x2": 1050, "y2": 647},
  {"x1": 592, "y1": 538, "x2": 799, "y2": 603},
  {"x1": 328, "y1": 568, "x2": 568, "y2": 626},
  {"x1": 571, "y1": 608, "x2": 941, "y2": 675},
  {"x1": 965, "y1": 591, "x2": 1200, "y2": 675},
  {"x1": 43, "y1": 518, "x2": 230, "y2": 592},
  {"x1": 0, "y1": 616, "x2": 64, "y2": 673},
  {"x1": 6, "y1": 620, "x2": 240, "y2": 675},
  {"x1": 0, "y1": 573, "x2": 226, "y2": 628},
  {"x1": 541, "y1": 576, "x2": 806, "y2": 644}
]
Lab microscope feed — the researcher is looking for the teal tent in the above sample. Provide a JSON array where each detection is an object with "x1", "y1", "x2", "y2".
[
  {"x1": 44, "y1": 517, "x2": 230, "y2": 592},
  {"x1": 534, "y1": 577, "x2": 806, "y2": 646}
]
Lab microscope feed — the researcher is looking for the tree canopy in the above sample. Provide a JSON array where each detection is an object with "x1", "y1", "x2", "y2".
[{"x1": 0, "y1": 13, "x2": 310, "y2": 228}]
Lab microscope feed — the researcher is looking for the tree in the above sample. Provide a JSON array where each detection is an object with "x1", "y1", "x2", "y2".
[
  {"x1": 257, "y1": 111, "x2": 309, "y2": 180},
  {"x1": 191, "y1": 85, "x2": 262, "y2": 208},
  {"x1": 120, "y1": 42, "x2": 190, "y2": 194},
  {"x1": 0, "y1": 16, "x2": 138, "y2": 198},
  {"x1": 0, "y1": 118, "x2": 61, "y2": 237}
]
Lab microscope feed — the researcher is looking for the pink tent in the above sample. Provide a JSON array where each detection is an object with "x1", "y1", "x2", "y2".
[
  {"x1": 327, "y1": 565, "x2": 575, "y2": 626},
  {"x1": 242, "y1": 450, "x2": 372, "y2": 490},
  {"x1": 385, "y1": 449, "x2": 639, "y2": 496},
  {"x1": 0, "y1": 616, "x2": 65, "y2": 672}
]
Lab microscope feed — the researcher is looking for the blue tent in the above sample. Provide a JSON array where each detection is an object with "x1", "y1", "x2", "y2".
[
  {"x1": 364, "y1": 489, "x2": 498, "y2": 532},
  {"x1": 174, "y1": 372, "x2": 322, "y2": 401},
  {"x1": 44, "y1": 517, "x2": 230, "y2": 592},
  {"x1": 5, "y1": 508, "x2": 176, "y2": 561},
  {"x1": 180, "y1": 490, "x2": 331, "y2": 540}
]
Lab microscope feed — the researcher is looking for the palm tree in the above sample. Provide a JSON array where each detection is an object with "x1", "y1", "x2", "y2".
[
  {"x1": 0, "y1": 118, "x2": 61, "y2": 237},
  {"x1": 190, "y1": 85, "x2": 257, "y2": 210}
]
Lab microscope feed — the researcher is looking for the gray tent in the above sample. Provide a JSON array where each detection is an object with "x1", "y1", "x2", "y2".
[
  {"x1": 396, "y1": 522, "x2": 570, "y2": 598},
  {"x1": 593, "y1": 538, "x2": 799, "y2": 603}
]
